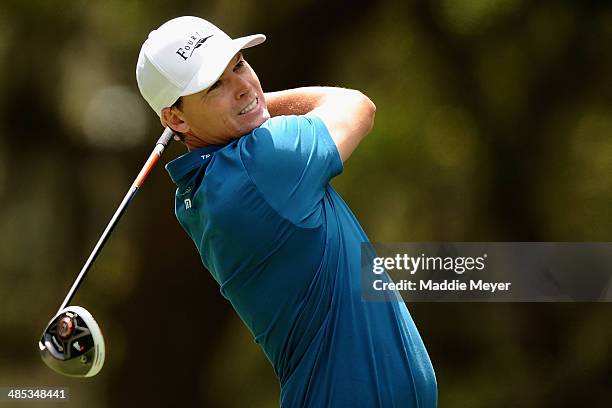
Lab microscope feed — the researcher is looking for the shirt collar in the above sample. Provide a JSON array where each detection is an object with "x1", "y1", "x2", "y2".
[{"x1": 165, "y1": 145, "x2": 225, "y2": 185}]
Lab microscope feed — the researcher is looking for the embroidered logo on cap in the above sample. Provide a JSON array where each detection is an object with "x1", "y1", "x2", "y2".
[{"x1": 176, "y1": 34, "x2": 213, "y2": 61}]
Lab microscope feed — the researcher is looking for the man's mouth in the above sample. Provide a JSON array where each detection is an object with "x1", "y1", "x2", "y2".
[{"x1": 239, "y1": 98, "x2": 258, "y2": 115}]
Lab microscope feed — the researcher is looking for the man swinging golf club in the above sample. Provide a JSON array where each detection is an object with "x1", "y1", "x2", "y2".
[{"x1": 136, "y1": 16, "x2": 437, "y2": 407}]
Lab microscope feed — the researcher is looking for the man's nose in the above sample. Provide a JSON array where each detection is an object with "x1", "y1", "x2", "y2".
[{"x1": 233, "y1": 76, "x2": 251, "y2": 100}]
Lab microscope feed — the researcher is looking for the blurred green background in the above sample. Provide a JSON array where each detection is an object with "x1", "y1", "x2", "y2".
[{"x1": 1, "y1": 0, "x2": 611, "y2": 407}]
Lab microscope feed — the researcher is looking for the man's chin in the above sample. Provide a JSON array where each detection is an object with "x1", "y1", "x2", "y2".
[
  {"x1": 255, "y1": 111, "x2": 271, "y2": 128},
  {"x1": 237, "y1": 112, "x2": 270, "y2": 137}
]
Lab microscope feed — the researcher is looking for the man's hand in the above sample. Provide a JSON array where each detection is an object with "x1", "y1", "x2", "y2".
[{"x1": 264, "y1": 87, "x2": 376, "y2": 162}]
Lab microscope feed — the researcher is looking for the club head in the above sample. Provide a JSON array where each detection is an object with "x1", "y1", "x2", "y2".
[{"x1": 38, "y1": 306, "x2": 105, "y2": 377}]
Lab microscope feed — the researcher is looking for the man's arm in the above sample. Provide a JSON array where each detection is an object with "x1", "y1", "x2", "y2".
[{"x1": 264, "y1": 87, "x2": 376, "y2": 162}]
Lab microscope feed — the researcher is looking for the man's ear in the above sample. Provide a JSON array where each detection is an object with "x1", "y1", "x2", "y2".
[{"x1": 161, "y1": 107, "x2": 190, "y2": 134}]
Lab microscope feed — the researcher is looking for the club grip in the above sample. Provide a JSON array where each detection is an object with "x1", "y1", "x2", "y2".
[{"x1": 157, "y1": 127, "x2": 174, "y2": 147}]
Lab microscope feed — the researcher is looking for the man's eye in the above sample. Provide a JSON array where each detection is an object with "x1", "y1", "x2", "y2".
[{"x1": 234, "y1": 60, "x2": 245, "y2": 71}]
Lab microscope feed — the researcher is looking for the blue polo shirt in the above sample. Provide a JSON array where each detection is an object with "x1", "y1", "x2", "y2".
[{"x1": 166, "y1": 115, "x2": 437, "y2": 407}]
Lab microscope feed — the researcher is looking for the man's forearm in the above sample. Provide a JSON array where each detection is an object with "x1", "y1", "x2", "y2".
[
  {"x1": 264, "y1": 87, "x2": 345, "y2": 117},
  {"x1": 263, "y1": 86, "x2": 376, "y2": 162}
]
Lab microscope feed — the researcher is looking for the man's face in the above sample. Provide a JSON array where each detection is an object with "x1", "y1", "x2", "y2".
[{"x1": 175, "y1": 52, "x2": 270, "y2": 147}]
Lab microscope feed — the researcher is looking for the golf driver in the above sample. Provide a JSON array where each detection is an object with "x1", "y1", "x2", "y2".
[{"x1": 39, "y1": 127, "x2": 174, "y2": 377}]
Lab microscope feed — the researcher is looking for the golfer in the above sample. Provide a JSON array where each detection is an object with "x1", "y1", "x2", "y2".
[{"x1": 136, "y1": 16, "x2": 437, "y2": 407}]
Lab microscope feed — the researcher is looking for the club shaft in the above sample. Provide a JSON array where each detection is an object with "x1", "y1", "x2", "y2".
[{"x1": 58, "y1": 128, "x2": 174, "y2": 313}]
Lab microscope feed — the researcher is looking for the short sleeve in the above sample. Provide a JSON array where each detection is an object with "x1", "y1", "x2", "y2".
[{"x1": 239, "y1": 115, "x2": 343, "y2": 226}]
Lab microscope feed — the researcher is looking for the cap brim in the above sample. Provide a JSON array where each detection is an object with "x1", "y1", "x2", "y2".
[{"x1": 181, "y1": 34, "x2": 266, "y2": 97}]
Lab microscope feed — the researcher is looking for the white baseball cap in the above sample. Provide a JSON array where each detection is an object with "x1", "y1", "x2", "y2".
[{"x1": 136, "y1": 16, "x2": 266, "y2": 116}]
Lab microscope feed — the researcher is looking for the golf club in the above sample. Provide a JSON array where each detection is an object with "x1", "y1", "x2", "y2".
[{"x1": 38, "y1": 127, "x2": 174, "y2": 377}]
